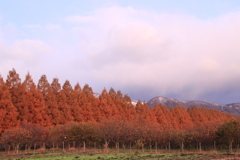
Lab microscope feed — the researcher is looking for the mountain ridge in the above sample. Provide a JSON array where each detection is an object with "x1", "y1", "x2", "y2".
[
  {"x1": 94, "y1": 92, "x2": 240, "y2": 117},
  {"x1": 147, "y1": 96, "x2": 240, "y2": 117}
]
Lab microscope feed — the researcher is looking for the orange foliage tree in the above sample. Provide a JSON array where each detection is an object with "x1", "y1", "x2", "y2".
[
  {"x1": 171, "y1": 106, "x2": 194, "y2": 130},
  {"x1": 6, "y1": 69, "x2": 28, "y2": 122},
  {"x1": 38, "y1": 75, "x2": 61, "y2": 125},
  {"x1": 23, "y1": 73, "x2": 50, "y2": 126},
  {"x1": 0, "y1": 75, "x2": 18, "y2": 133}
]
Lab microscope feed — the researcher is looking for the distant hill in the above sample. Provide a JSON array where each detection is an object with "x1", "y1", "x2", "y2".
[
  {"x1": 147, "y1": 96, "x2": 240, "y2": 117},
  {"x1": 94, "y1": 93, "x2": 240, "y2": 117}
]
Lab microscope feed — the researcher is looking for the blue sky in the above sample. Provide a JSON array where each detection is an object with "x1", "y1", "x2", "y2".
[{"x1": 1, "y1": 0, "x2": 240, "y2": 104}]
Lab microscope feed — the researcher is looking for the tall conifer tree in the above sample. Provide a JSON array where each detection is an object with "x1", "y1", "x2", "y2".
[
  {"x1": 23, "y1": 72, "x2": 50, "y2": 126},
  {"x1": 6, "y1": 69, "x2": 28, "y2": 122},
  {"x1": 0, "y1": 75, "x2": 18, "y2": 132},
  {"x1": 38, "y1": 75, "x2": 61, "y2": 125}
]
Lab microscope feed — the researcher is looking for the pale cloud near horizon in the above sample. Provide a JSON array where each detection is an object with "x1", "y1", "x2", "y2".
[
  {"x1": 23, "y1": 24, "x2": 63, "y2": 32},
  {"x1": 1, "y1": 6, "x2": 240, "y2": 103},
  {"x1": 23, "y1": 24, "x2": 42, "y2": 29},
  {"x1": 64, "y1": 7, "x2": 240, "y2": 100},
  {"x1": 0, "y1": 39, "x2": 51, "y2": 78},
  {"x1": 64, "y1": 15, "x2": 96, "y2": 23},
  {"x1": 44, "y1": 24, "x2": 63, "y2": 32}
]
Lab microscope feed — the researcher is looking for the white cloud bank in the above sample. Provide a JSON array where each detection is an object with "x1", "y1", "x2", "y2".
[
  {"x1": 0, "y1": 39, "x2": 50, "y2": 78},
  {"x1": 65, "y1": 7, "x2": 240, "y2": 101},
  {"x1": 1, "y1": 6, "x2": 240, "y2": 103}
]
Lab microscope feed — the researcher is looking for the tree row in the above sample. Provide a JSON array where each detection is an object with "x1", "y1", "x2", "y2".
[{"x1": 0, "y1": 69, "x2": 238, "y2": 134}]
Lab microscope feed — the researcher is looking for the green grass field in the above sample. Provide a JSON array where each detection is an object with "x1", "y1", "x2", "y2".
[
  {"x1": 1, "y1": 152, "x2": 240, "y2": 160},
  {"x1": 1, "y1": 148, "x2": 240, "y2": 160}
]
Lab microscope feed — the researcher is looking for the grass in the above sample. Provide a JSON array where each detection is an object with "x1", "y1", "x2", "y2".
[
  {"x1": 1, "y1": 148, "x2": 240, "y2": 160},
  {"x1": 6, "y1": 153, "x2": 240, "y2": 160}
]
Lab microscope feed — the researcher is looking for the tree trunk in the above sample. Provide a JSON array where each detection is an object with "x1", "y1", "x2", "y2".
[
  {"x1": 149, "y1": 141, "x2": 152, "y2": 153},
  {"x1": 214, "y1": 141, "x2": 216, "y2": 150},
  {"x1": 229, "y1": 139, "x2": 233, "y2": 154},
  {"x1": 117, "y1": 142, "x2": 119, "y2": 153},
  {"x1": 104, "y1": 141, "x2": 108, "y2": 149},
  {"x1": 181, "y1": 142, "x2": 184, "y2": 153},
  {"x1": 25, "y1": 144, "x2": 27, "y2": 153},
  {"x1": 27, "y1": 143, "x2": 32, "y2": 150},
  {"x1": 73, "y1": 141, "x2": 75, "y2": 148},
  {"x1": 83, "y1": 141, "x2": 86, "y2": 152},
  {"x1": 53, "y1": 142, "x2": 55, "y2": 152},
  {"x1": 155, "y1": 142, "x2": 157, "y2": 153},
  {"x1": 199, "y1": 142, "x2": 202, "y2": 152},
  {"x1": 122, "y1": 143, "x2": 125, "y2": 149},
  {"x1": 34, "y1": 143, "x2": 36, "y2": 154},
  {"x1": 103, "y1": 141, "x2": 109, "y2": 153},
  {"x1": 169, "y1": 141, "x2": 171, "y2": 153},
  {"x1": 130, "y1": 142, "x2": 132, "y2": 153},
  {"x1": 16, "y1": 144, "x2": 19, "y2": 154},
  {"x1": 8, "y1": 145, "x2": 10, "y2": 155},
  {"x1": 142, "y1": 144, "x2": 144, "y2": 153},
  {"x1": 43, "y1": 142, "x2": 46, "y2": 149}
]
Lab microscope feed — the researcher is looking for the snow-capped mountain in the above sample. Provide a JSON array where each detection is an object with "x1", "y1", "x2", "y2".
[
  {"x1": 131, "y1": 100, "x2": 139, "y2": 106},
  {"x1": 226, "y1": 103, "x2": 240, "y2": 109},
  {"x1": 147, "y1": 96, "x2": 240, "y2": 117},
  {"x1": 93, "y1": 93, "x2": 240, "y2": 117},
  {"x1": 93, "y1": 93, "x2": 100, "y2": 98}
]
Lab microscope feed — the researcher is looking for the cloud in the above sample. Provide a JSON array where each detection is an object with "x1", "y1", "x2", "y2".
[
  {"x1": 0, "y1": 39, "x2": 50, "y2": 70},
  {"x1": 23, "y1": 24, "x2": 63, "y2": 32},
  {"x1": 23, "y1": 24, "x2": 42, "y2": 29},
  {"x1": 44, "y1": 24, "x2": 63, "y2": 32},
  {"x1": 1, "y1": 6, "x2": 240, "y2": 104},
  {"x1": 64, "y1": 15, "x2": 95, "y2": 23},
  {"x1": 65, "y1": 6, "x2": 240, "y2": 101}
]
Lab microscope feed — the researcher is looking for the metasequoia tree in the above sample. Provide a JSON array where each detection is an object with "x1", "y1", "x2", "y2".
[
  {"x1": 108, "y1": 88, "x2": 124, "y2": 118},
  {"x1": 153, "y1": 104, "x2": 170, "y2": 129},
  {"x1": 23, "y1": 73, "x2": 50, "y2": 126},
  {"x1": 38, "y1": 75, "x2": 61, "y2": 125},
  {"x1": 57, "y1": 80, "x2": 74, "y2": 123},
  {"x1": 171, "y1": 106, "x2": 194, "y2": 130},
  {"x1": 71, "y1": 83, "x2": 85, "y2": 122},
  {"x1": 78, "y1": 84, "x2": 96, "y2": 122},
  {"x1": 37, "y1": 75, "x2": 51, "y2": 99},
  {"x1": 62, "y1": 80, "x2": 74, "y2": 104},
  {"x1": 109, "y1": 88, "x2": 135, "y2": 121},
  {"x1": 98, "y1": 89, "x2": 119, "y2": 120},
  {"x1": 188, "y1": 107, "x2": 208, "y2": 126},
  {"x1": 0, "y1": 75, "x2": 18, "y2": 132},
  {"x1": 58, "y1": 90, "x2": 74, "y2": 123},
  {"x1": 6, "y1": 69, "x2": 28, "y2": 122},
  {"x1": 161, "y1": 105, "x2": 178, "y2": 129},
  {"x1": 50, "y1": 78, "x2": 67, "y2": 124}
]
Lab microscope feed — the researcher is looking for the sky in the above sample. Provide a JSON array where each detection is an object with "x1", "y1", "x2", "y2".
[{"x1": 1, "y1": 0, "x2": 240, "y2": 104}]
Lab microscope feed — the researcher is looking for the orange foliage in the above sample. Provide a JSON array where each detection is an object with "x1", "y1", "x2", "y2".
[{"x1": 0, "y1": 69, "x2": 239, "y2": 136}]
